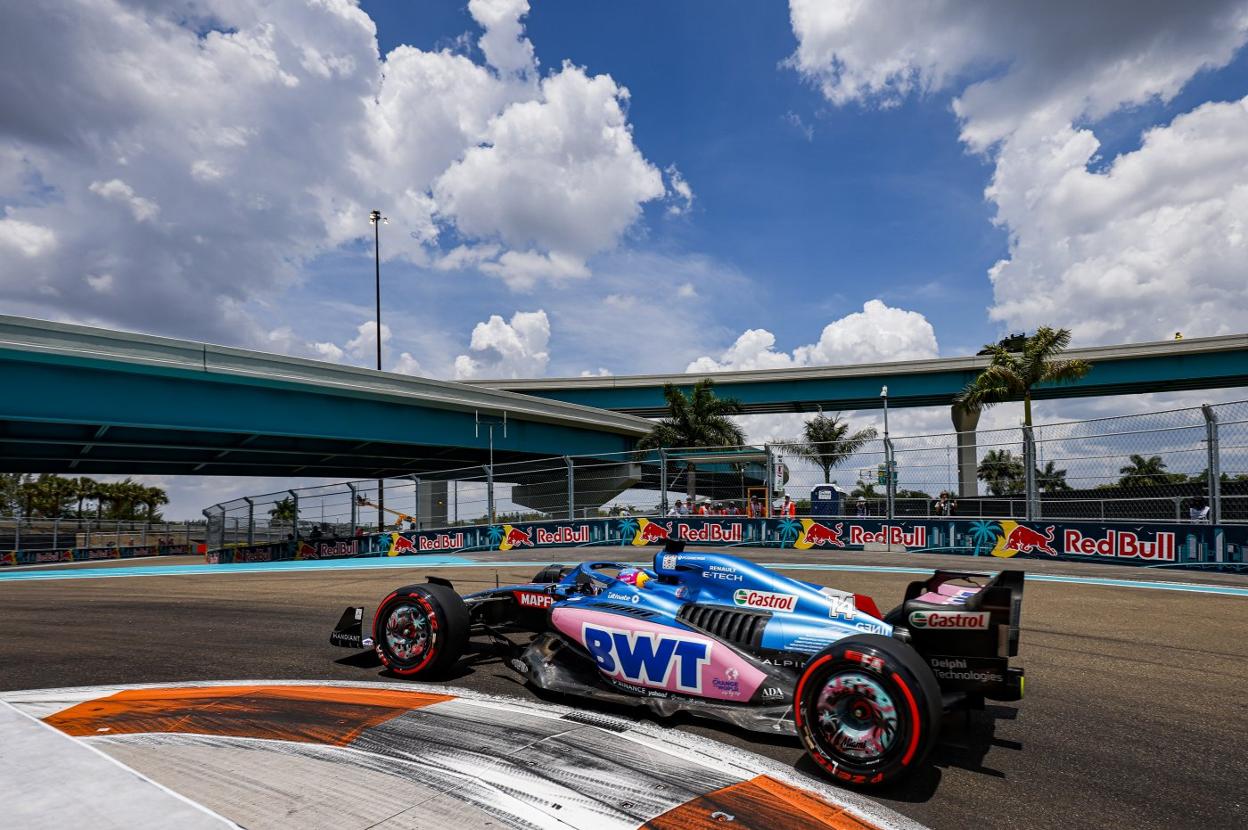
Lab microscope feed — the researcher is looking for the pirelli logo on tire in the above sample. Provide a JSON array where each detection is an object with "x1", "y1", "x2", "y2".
[{"x1": 909, "y1": 610, "x2": 990, "y2": 630}]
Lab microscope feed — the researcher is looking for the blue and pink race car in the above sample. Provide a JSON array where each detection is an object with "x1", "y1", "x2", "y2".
[{"x1": 330, "y1": 541, "x2": 1025, "y2": 786}]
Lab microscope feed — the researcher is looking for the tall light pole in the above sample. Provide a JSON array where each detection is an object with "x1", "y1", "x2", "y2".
[
  {"x1": 370, "y1": 209, "x2": 388, "y2": 529},
  {"x1": 881, "y1": 385, "x2": 893, "y2": 519}
]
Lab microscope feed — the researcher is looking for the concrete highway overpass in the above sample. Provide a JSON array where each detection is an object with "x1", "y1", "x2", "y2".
[
  {"x1": 0, "y1": 316, "x2": 650, "y2": 478},
  {"x1": 472, "y1": 334, "x2": 1248, "y2": 417}
]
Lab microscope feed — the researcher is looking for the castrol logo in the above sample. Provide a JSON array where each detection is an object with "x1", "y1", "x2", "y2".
[
  {"x1": 909, "y1": 610, "x2": 989, "y2": 630},
  {"x1": 733, "y1": 588, "x2": 798, "y2": 613}
]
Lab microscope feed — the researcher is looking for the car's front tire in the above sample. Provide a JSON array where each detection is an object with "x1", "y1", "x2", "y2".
[
  {"x1": 372, "y1": 583, "x2": 468, "y2": 677},
  {"x1": 794, "y1": 634, "x2": 941, "y2": 787}
]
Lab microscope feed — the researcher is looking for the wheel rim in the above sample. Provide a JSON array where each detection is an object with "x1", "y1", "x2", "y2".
[
  {"x1": 813, "y1": 670, "x2": 899, "y2": 762},
  {"x1": 384, "y1": 603, "x2": 431, "y2": 663}
]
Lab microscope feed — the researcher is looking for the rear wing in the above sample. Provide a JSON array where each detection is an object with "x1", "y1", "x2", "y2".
[
  {"x1": 329, "y1": 606, "x2": 372, "y2": 649},
  {"x1": 895, "y1": 569, "x2": 1025, "y2": 701}
]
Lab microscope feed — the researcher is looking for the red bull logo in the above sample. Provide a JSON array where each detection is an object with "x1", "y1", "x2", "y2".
[
  {"x1": 848, "y1": 525, "x2": 927, "y2": 548},
  {"x1": 641, "y1": 523, "x2": 669, "y2": 541},
  {"x1": 389, "y1": 534, "x2": 417, "y2": 556},
  {"x1": 797, "y1": 520, "x2": 845, "y2": 549},
  {"x1": 629, "y1": 519, "x2": 671, "y2": 546},
  {"x1": 1002, "y1": 525, "x2": 1057, "y2": 556},
  {"x1": 535, "y1": 525, "x2": 590, "y2": 544},
  {"x1": 295, "y1": 541, "x2": 319, "y2": 560},
  {"x1": 678, "y1": 523, "x2": 743, "y2": 543},
  {"x1": 500, "y1": 526, "x2": 532, "y2": 549},
  {"x1": 1064, "y1": 529, "x2": 1176, "y2": 561},
  {"x1": 418, "y1": 532, "x2": 464, "y2": 551}
]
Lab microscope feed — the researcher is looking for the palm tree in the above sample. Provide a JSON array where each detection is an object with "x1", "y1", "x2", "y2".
[
  {"x1": 851, "y1": 480, "x2": 878, "y2": 498},
  {"x1": 636, "y1": 379, "x2": 745, "y2": 501},
  {"x1": 72, "y1": 477, "x2": 96, "y2": 522},
  {"x1": 268, "y1": 497, "x2": 297, "y2": 524},
  {"x1": 1035, "y1": 461, "x2": 1071, "y2": 493},
  {"x1": 978, "y1": 449, "x2": 1025, "y2": 496},
  {"x1": 956, "y1": 327, "x2": 1091, "y2": 426},
  {"x1": 1118, "y1": 455, "x2": 1173, "y2": 488},
  {"x1": 791, "y1": 411, "x2": 877, "y2": 484},
  {"x1": 139, "y1": 486, "x2": 169, "y2": 521}
]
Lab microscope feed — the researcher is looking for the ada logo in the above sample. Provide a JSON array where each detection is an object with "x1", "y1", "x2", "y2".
[
  {"x1": 514, "y1": 591, "x2": 554, "y2": 609},
  {"x1": 733, "y1": 588, "x2": 798, "y2": 612},
  {"x1": 909, "y1": 610, "x2": 989, "y2": 630},
  {"x1": 582, "y1": 623, "x2": 711, "y2": 694}
]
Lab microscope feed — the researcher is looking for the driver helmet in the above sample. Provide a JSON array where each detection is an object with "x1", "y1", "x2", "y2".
[{"x1": 618, "y1": 567, "x2": 651, "y2": 589}]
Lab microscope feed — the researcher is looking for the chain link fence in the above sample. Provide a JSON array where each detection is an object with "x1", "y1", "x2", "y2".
[
  {"x1": 205, "y1": 399, "x2": 1248, "y2": 550},
  {"x1": 0, "y1": 518, "x2": 200, "y2": 552}
]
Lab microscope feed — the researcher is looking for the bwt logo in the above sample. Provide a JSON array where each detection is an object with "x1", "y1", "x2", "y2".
[{"x1": 581, "y1": 623, "x2": 711, "y2": 694}]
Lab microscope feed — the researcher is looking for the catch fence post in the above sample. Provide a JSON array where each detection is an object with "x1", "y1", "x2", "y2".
[
  {"x1": 884, "y1": 438, "x2": 896, "y2": 520},
  {"x1": 244, "y1": 497, "x2": 255, "y2": 545},
  {"x1": 53, "y1": 517, "x2": 59, "y2": 551},
  {"x1": 764, "y1": 444, "x2": 773, "y2": 517},
  {"x1": 412, "y1": 476, "x2": 421, "y2": 530},
  {"x1": 289, "y1": 489, "x2": 299, "y2": 543},
  {"x1": 485, "y1": 464, "x2": 495, "y2": 525},
  {"x1": 659, "y1": 449, "x2": 669, "y2": 516},
  {"x1": 1023, "y1": 426, "x2": 1037, "y2": 521},
  {"x1": 563, "y1": 456, "x2": 575, "y2": 520},
  {"x1": 14, "y1": 514, "x2": 20, "y2": 551},
  {"x1": 347, "y1": 483, "x2": 358, "y2": 537},
  {"x1": 1202, "y1": 404, "x2": 1221, "y2": 525}
]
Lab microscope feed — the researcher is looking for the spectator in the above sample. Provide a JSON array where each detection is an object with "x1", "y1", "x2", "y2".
[
  {"x1": 1189, "y1": 496, "x2": 1211, "y2": 524},
  {"x1": 310, "y1": 525, "x2": 323, "y2": 540},
  {"x1": 855, "y1": 497, "x2": 868, "y2": 518},
  {"x1": 779, "y1": 495, "x2": 796, "y2": 517},
  {"x1": 667, "y1": 499, "x2": 685, "y2": 516},
  {"x1": 934, "y1": 492, "x2": 956, "y2": 517}
]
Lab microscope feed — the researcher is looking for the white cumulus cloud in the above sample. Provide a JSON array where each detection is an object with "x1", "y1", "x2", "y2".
[
  {"x1": 787, "y1": 0, "x2": 1248, "y2": 343},
  {"x1": 0, "y1": 0, "x2": 669, "y2": 343},
  {"x1": 687, "y1": 300, "x2": 939, "y2": 372},
  {"x1": 454, "y1": 310, "x2": 551, "y2": 379}
]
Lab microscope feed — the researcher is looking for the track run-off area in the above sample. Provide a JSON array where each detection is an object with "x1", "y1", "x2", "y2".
[{"x1": 2, "y1": 548, "x2": 1245, "y2": 829}]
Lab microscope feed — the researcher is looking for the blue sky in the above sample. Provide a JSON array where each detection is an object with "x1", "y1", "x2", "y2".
[{"x1": 2, "y1": 0, "x2": 1247, "y2": 515}]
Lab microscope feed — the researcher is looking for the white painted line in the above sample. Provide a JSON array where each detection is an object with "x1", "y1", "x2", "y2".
[{"x1": 0, "y1": 701, "x2": 239, "y2": 829}]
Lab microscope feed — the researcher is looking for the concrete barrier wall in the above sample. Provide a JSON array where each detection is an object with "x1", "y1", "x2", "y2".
[
  {"x1": 0, "y1": 543, "x2": 191, "y2": 567},
  {"x1": 206, "y1": 518, "x2": 1246, "y2": 570}
]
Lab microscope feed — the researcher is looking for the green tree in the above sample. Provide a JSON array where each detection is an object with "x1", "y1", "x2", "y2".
[
  {"x1": 791, "y1": 411, "x2": 877, "y2": 484},
  {"x1": 71, "y1": 476, "x2": 97, "y2": 520},
  {"x1": 268, "y1": 497, "x2": 297, "y2": 524},
  {"x1": 956, "y1": 327, "x2": 1091, "y2": 426},
  {"x1": 1117, "y1": 455, "x2": 1179, "y2": 489},
  {"x1": 636, "y1": 379, "x2": 745, "y2": 501},
  {"x1": 850, "y1": 480, "x2": 878, "y2": 498},
  {"x1": 978, "y1": 449, "x2": 1025, "y2": 496},
  {"x1": 1035, "y1": 461, "x2": 1071, "y2": 493},
  {"x1": 0, "y1": 474, "x2": 27, "y2": 517},
  {"x1": 138, "y1": 486, "x2": 169, "y2": 521}
]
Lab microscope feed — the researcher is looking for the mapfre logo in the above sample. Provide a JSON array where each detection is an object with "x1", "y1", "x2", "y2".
[
  {"x1": 909, "y1": 610, "x2": 989, "y2": 630},
  {"x1": 733, "y1": 588, "x2": 798, "y2": 612},
  {"x1": 514, "y1": 591, "x2": 554, "y2": 609}
]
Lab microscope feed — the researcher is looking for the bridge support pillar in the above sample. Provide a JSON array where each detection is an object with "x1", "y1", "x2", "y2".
[{"x1": 951, "y1": 404, "x2": 980, "y2": 499}]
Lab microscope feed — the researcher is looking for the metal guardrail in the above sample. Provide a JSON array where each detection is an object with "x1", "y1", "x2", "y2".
[{"x1": 204, "y1": 399, "x2": 1248, "y2": 551}]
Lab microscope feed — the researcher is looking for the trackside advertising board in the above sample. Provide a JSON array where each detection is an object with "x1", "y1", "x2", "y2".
[
  {"x1": 205, "y1": 518, "x2": 1247, "y2": 570},
  {"x1": 0, "y1": 543, "x2": 192, "y2": 567}
]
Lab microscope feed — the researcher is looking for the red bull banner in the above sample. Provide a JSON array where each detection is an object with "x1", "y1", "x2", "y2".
[
  {"x1": 0, "y1": 543, "x2": 191, "y2": 567},
  {"x1": 206, "y1": 518, "x2": 1246, "y2": 570}
]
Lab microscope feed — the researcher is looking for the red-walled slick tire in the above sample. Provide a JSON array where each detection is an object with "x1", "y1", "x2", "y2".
[
  {"x1": 373, "y1": 583, "x2": 469, "y2": 677},
  {"x1": 794, "y1": 634, "x2": 941, "y2": 787}
]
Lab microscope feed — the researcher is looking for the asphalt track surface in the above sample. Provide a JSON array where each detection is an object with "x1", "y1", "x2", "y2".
[{"x1": 2, "y1": 548, "x2": 1245, "y2": 830}]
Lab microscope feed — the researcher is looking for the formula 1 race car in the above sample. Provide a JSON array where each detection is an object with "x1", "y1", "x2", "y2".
[{"x1": 330, "y1": 542, "x2": 1024, "y2": 786}]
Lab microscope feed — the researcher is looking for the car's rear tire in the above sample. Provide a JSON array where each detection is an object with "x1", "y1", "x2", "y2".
[
  {"x1": 794, "y1": 634, "x2": 941, "y2": 787},
  {"x1": 372, "y1": 583, "x2": 469, "y2": 677}
]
